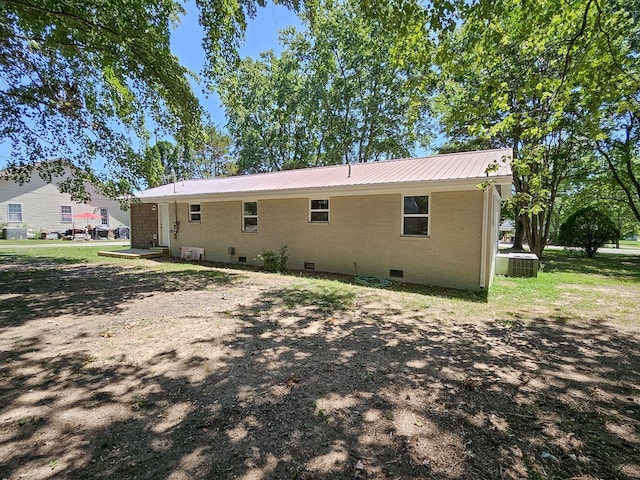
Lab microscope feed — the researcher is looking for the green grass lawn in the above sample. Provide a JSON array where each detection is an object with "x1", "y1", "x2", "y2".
[{"x1": 0, "y1": 238, "x2": 129, "y2": 245}]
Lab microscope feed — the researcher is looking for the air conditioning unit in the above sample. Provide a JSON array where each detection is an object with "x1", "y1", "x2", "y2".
[{"x1": 507, "y1": 253, "x2": 539, "y2": 278}]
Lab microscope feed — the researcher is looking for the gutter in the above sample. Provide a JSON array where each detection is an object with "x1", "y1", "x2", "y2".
[{"x1": 479, "y1": 187, "x2": 490, "y2": 289}]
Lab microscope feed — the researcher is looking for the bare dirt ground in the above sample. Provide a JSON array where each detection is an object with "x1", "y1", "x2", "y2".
[{"x1": 0, "y1": 256, "x2": 639, "y2": 479}]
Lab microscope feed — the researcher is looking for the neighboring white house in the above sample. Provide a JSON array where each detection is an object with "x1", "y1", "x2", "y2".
[{"x1": 0, "y1": 161, "x2": 129, "y2": 238}]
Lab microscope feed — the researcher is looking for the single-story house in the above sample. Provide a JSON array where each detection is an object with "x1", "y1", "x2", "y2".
[
  {"x1": 132, "y1": 148, "x2": 513, "y2": 290},
  {"x1": 0, "y1": 161, "x2": 130, "y2": 239}
]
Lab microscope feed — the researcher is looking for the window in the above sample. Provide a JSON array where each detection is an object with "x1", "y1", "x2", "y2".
[
  {"x1": 100, "y1": 208, "x2": 109, "y2": 226},
  {"x1": 7, "y1": 204, "x2": 22, "y2": 223},
  {"x1": 310, "y1": 199, "x2": 329, "y2": 222},
  {"x1": 60, "y1": 205, "x2": 72, "y2": 223},
  {"x1": 189, "y1": 204, "x2": 201, "y2": 222},
  {"x1": 403, "y1": 195, "x2": 429, "y2": 236},
  {"x1": 243, "y1": 201, "x2": 257, "y2": 232}
]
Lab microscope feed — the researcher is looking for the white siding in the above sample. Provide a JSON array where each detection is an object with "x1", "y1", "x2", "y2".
[{"x1": 0, "y1": 169, "x2": 129, "y2": 233}]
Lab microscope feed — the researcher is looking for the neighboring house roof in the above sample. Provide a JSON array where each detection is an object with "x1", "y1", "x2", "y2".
[{"x1": 136, "y1": 148, "x2": 513, "y2": 201}]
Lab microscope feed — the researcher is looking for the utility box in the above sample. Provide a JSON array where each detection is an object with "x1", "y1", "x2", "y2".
[
  {"x1": 507, "y1": 253, "x2": 539, "y2": 277},
  {"x1": 1, "y1": 228, "x2": 27, "y2": 240},
  {"x1": 495, "y1": 253, "x2": 510, "y2": 275},
  {"x1": 495, "y1": 253, "x2": 539, "y2": 277}
]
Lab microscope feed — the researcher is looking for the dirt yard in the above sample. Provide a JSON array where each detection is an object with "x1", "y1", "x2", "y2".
[{"x1": 0, "y1": 255, "x2": 639, "y2": 479}]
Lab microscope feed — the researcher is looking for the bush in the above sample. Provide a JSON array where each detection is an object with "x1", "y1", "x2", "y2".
[
  {"x1": 557, "y1": 207, "x2": 619, "y2": 257},
  {"x1": 258, "y1": 245, "x2": 289, "y2": 273}
]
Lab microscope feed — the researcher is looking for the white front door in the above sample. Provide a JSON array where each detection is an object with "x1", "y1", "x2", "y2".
[{"x1": 158, "y1": 203, "x2": 170, "y2": 247}]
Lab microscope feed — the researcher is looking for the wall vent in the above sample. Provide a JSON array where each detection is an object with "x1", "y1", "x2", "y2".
[
  {"x1": 389, "y1": 269, "x2": 404, "y2": 278},
  {"x1": 304, "y1": 262, "x2": 315, "y2": 270},
  {"x1": 238, "y1": 256, "x2": 247, "y2": 263}
]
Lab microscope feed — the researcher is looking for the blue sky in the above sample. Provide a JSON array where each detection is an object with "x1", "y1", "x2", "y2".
[
  {"x1": 170, "y1": 1, "x2": 301, "y2": 129},
  {"x1": 0, "y1": 3, "x2": 301, "y2": 169}
]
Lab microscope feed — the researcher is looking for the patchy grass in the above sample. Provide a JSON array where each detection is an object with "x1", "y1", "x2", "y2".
[{"x1": 0, "y1": 246, "x2": 638, "y2": 480}]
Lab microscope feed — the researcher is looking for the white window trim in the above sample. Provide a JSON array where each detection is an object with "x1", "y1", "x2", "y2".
[
  {"x1": 189, "y1": 203, "x2": 201, "y2": 223},
  {"x1": 309, "y1": 199, "x2": 330, "y2": 223},
  {"x1": 401, "y1": 194, "x2": 430, "y2": 237},
  {"x1": 60, "y1": 205, "x2": 72, "y2": 223},
  {"x1": 100, "y1": 207, "x2": 109, "y2": 226},
  {"x1": 7, "y1": 203, "x2": 23, "y2": 223},
  {"x1": 242, "y1": 201, "x2": 258, "y2": 233}
]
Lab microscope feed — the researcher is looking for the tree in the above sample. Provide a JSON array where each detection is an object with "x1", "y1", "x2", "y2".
[
  {"x1": 431, "y1": 0, "x2": 640, "y2": 258},
  {"x1": 137, "y1": 140, "x2": 188, "y2": 188},
  {"x1": 0, "y1": 0, "x2": 302, "y2": 199},
  {"x1": 218, "y1": 0, "x2": 432, "y2": 173},
  {"x1": 551, "y1": 154, "x2": 640, "y2": 244},
  {"x1": 187, "y1": 124, "x2": 234, "y2": 178},
  {"x1": 557, "y1": 207, "x2": 619, "y2": 257}
]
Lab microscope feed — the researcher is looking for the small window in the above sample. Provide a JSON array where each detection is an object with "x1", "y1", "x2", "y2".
[
  {"x1": 60, "y1": 205, "x2": 72, "y2": 223},
  {"x1": 189, "y1": 204, "x2": 201, "y2": 222},
  {"x1": 243, "y1": 201, "x2": 257, "y2": 232},
  {"x1": 403, "y1": 195, "x2": 429, "y2": 236},
  {"x1": 7, "y1": 204, "x2": 22, "y2": 223},
  {"x1": 100, "y1": 208, "x2": 109, "y2": 226},
  {"x1": 310, "y1": 199, "x2": 329, "y2": 222}
]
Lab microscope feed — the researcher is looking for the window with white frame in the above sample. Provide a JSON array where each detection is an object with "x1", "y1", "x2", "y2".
[
  {"x1": 7, "y1": 204, "x2": 22, "y2": 223},
  {"x1": 402, "y1": 195, "x2": 429, "y2": 236},
  {"x1": 243, "y1": 201, "x2": 257, "y2": 232},
  {"x1": 100, "y1": 208, "x2": 109, "y2": 226},
  {"x1": 189, "y1": 204, "x2": 201, "y2": 222},
  {"x1": 310, "y1": 199, "x2": 329, "y2": 222},
  {"x1": 60, "y1": 205, "x2": 72, "y2": 223}
]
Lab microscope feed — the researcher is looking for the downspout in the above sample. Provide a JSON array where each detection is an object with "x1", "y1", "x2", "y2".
[{"x1": 479, "y1": 187, "x2": 490, "y2": 289}]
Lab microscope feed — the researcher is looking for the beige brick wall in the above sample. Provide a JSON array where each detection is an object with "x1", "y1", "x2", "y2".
[
  {"x1": 130, "y1": 203, "x2": 158, "y2": 249},
  {"x1": 162, "y1": 190, "x2": 485, "y2": 290}
]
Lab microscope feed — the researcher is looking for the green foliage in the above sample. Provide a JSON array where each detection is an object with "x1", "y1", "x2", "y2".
[
  {"x1": 550, "y1": 157, "x2": 640, "y2": 242},
  {"x1": 258, "y1": 245, "x2": 289, "y2": 273},
  {"x1": 557, "y1": 207, "x2": 620, "y2": 257},
  {"x1": 186, "y1": 124, "x2": 234, "y2": 178},
  {"x1": 1, "y1": 0, "x2": 207, "y2": 198},
  {"x1": 218, "y1": 0, "x2": 432, "y2": 173},
  {"x1": 0, "y1": 0, "x2": 307, "y2": 198}
]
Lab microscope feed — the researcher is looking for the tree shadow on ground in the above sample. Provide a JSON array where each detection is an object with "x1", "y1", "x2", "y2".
[
  {"x1": 1, "y1": 274, "x2": 639, "y2": 480},
  {"x1": 541, "y1": 250, "x2": 640, "y2": 282},
  {"x1": 0, "y1": 256, "x2": 240, "y2": 329}
]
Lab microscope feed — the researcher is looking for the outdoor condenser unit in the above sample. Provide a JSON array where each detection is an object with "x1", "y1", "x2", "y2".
[{"x1": 507, "y1": 253, "x2": 539, "y2": 278}]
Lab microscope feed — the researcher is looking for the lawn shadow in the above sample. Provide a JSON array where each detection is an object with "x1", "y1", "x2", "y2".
[
  {"x1": 0, "y1": 255, "x2": 240, "y2": 329},
  {"x1": 1, "y1": 254, "x2": 639, "y2": 479},
  {"x1": 542, "y1": 249, "x2": 640, "y2": 282},
  {"x1": 2, "y1": 277, "x2": 639, "y2": 479}
]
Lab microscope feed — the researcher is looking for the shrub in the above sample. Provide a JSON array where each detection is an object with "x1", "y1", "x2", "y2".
[
  {"x1": 258, "y1": 245, "x2": 289, "y2": 272},
  {"x1": 557, "y1": 207, "x2": 619, "y2": 257}
]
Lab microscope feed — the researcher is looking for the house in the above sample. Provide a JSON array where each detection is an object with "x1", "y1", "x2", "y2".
[
  {"x1": 0, "y1": 161, "x2": 130, "y2": 239},
  {"x1": 132, "y1": 148, "x2": 512, "y2": 290}
]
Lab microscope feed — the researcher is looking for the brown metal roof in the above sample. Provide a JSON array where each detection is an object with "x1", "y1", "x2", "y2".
[{"x1": 136, "y1": 148, "x2": 512, "y2": 199}]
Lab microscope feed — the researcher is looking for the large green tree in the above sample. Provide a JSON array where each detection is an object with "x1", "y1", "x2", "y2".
[
  {"x1": 219, "y1": 0, "x2": 432, "y2": 173},
  {"x1": 0, "y1": 0, "x2": 302, "y2": 199},
  {"x1": 432, "y1": 0, "x2": 640, "y2": 257}
]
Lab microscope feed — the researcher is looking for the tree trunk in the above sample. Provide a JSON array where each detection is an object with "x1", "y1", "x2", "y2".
[{"x1": 512, "y1": 216, "x2": 526, "y2": 251}]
